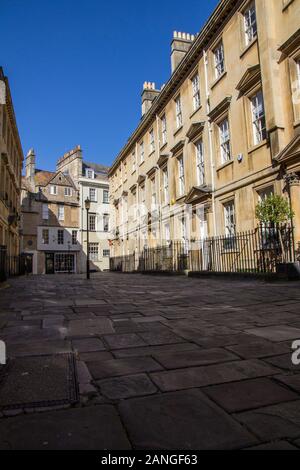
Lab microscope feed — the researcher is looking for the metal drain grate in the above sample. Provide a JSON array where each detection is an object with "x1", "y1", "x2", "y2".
[{"x1": 0, "y1": 353, "x2": 79, "y2": 410}]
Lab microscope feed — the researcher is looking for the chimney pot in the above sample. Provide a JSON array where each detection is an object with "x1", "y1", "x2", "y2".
[
  {"x1": 141, "y1": 81, "x2": 160, "y2": 116},
  {"x1": 171, "y1": 30, "x2": 195, "y2": 73}
]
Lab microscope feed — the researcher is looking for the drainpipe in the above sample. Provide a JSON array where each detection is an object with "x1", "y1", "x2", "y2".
[{"x1": 204, "y1": 49, "x2": 217, "y2": 237}]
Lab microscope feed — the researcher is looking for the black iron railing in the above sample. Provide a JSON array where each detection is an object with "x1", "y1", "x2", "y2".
[
  {"x1": 0, "y1": 245, "x2": 27, "y2": 281},
  {"x1": 110, "y1": 225, "x2": 295, "y2": 274}
]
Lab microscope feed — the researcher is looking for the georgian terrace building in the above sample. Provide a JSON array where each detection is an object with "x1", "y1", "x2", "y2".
[
  {"x1": 108, "y1": 0, "x2": 300, "y2": 257},
  {"x1": 0, "y1": 67, "x2": 23, "y2": 270}
]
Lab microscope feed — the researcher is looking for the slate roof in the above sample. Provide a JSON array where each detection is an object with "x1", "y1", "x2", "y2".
[{"x1": 83, "y1": 161, "x2": 110, "y2": 180}]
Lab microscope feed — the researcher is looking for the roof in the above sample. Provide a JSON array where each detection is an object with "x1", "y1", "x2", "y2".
[
  {"x1": 34, "y1": 170, "x2": 56, "y2": 186},
  {"x1": 83, "y1": 161, "x2": 110, "y2": 180}
]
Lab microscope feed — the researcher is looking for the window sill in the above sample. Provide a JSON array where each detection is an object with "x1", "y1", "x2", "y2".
[
  {"x1": 139, "y1": 160, "x2": 145, "y2": 166},
  {"x1": 189, "y1": 105, "x2": 202, "y2": 119},
  {"x1": 131, "y1": 169, "x2": 136, "y2": 175},
  {"x1": 176, "y1": 194, "x2": 187, "y2": 202},
  {"x1": 210, "y1": 71, "x2": 227, "y2": 91},
  {"x1": 282, "y1": 0, "x2": 294, "y2": 12},
  {"x1": 293, "y1": 119, "x2": 300, "y2": 129},
  {"x1": 148, "y1": 151, "x2": 155, "y2": 158},
  {"x1": 248, "y1": 139, "x2": 267, "y2": 154},
  {"x1": 160, "y1": 142, "x2": 168, "y2": 152},
  {"x1": 216, "y1": 159, "x2": 233, "y2": 171},
  {"x1": 173, "y1": 126, "x2": 183, "y2": 137},
  {"x1": 240, "y1": 37, "x2": 257, "y2": 59}
]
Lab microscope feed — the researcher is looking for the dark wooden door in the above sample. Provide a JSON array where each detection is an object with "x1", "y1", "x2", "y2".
[{"x1": 45, "y1": 253, "x2": 55, "y2": 274}]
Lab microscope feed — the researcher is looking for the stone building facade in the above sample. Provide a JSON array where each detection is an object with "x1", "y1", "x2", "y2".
[
  {"x1": 108, "y1": 0, "x2": 300, "y2": 257},
  {"x1": 0, "y1": 67, "x2": 23, "y2": 270},
  {"x1": 78, "y1": 163, "x2": 110, "y2": 272},
  {"x1": 21, "y1": 147, "x2": 81, "y2": 274},
  {"x1": 21, "y1": 146, "x2": 110, "y2": 274}
]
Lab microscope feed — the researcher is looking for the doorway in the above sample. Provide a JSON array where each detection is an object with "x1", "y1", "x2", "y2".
[{"x1": 45, "y1": 253, "x2": 55, "y2": 274}]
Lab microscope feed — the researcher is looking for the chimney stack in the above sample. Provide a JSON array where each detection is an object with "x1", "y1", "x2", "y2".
[
  {"x1": 25, "y1": 148, "x2": 35, "y2": 181},
  {"x1": 171, "y1": 31, "x2": 196, "y2": 73},
  {"x1": 141, "y1": 82, "x2": 160, "y2": 116}
]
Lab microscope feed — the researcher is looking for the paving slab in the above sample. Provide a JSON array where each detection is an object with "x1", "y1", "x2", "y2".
[
  {"x1": 235, "y1": 400, "x2": 300, "y2": 441},
  {"x1": 72, "y1": 338, "x2": 106, "y2": 353},
  {"x1": 203, "y1": 378, "x2": 298, "y2": 412},
  {"x1": 0, "y1": 405, "x2": 131, "y2": 450},
  {"x1": 87, "y1": 356, "x2": 163, "y2": 380},
  {"x1": 153, "y1": 348, "x2": 239, "y2": 369},
  {"x1": 7, "y1": 340, "x2": 72, "y2": 358},
  {"x1": 103, "y1": 333, "x2": 147, "y2": 349},
  {"x1": 227, "y1": 341, "x2": 291, "y2": 359},
  {"x1": 138, "y1": 329, "x2": 186, "y2": 345},
  {"x1": 67, "y1": 318, "x2": 114, "y2": 337},
  {"x1": 264, "y1": 354, "x2": 300, "y2": 372},
  {"x1": 118, "y1": 389, "x2": 257, "y2": 450},
  {"x1": 98, "y1": 374, "x2": 157, "y2": 399},
  {"x1": 113, "y1": 342, "x2": 200, "y2": 358},
  {"x1": 275, "y1": 374, "x2": 300, "y2": 393},
  {"x1": 245, "y1": 326, "x2": 300, "y2": 342},
  {"x1": 247, "y1": 441, "x2": 299, "y2": 450},
  {"x1": 151, "y1": 359, "x2": 279, "y2": 392}
]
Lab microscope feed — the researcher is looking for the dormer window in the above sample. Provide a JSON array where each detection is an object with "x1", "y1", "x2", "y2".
[{"x1": 86, "y1": 169, "x2": 94, "y2": 179}]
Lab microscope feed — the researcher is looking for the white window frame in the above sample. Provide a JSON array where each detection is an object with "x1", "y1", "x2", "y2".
[
  {"x1": 64, "y1": 187, "x2": 72, "y2": 197},
  {"x1": 149, "y1": 129, "x2": 155, "y2": 153},
  {"x1": 244, "y1": 1, "x2": 257, "y2": 46},
  {"x1": 42, "y1": 229, "x2": 49, "y2": 245},
  {"x1": 72, "y1": 230, "x2": 78, "y2": 245},
  {"x1": 89, "y1": 213, "x2": 96, "y2": 232},
  {"x1": 50, "y1": 185, "x2": 57, "y2": 195},
  {"x1": 251, "y1": 90, "x2": 266, "y2": 145},
  {"x1": 219, "y1": 118, "x2": 231, "y2": 164},
  {"x1": 57, "y1": 229, "x2": 64, "y2": 245},
  {"x1": 214, "y1": 42, "x2": 225, "y2": 79},
  {"x1": 192, "y1": 74, "x2": 201, "y2": 110},
  {"x1": 164, "y1": 223, "x2": 170, "y2": 245},
  {"x1": 140, "y1": 185, "x2": 145, "y2": 206},
  {"x1": 42, "y1": 203, "x2": 49, "y2": 220},
  {"x1": 132, "y1": 152, "x2": 136, "y2": 172},
  {"x1": 89, "y1": 187, "x2": 97, "y2": 202},
  {"x1": 196, "y1": 140, "x2": 205, "y2": 185},
  {"x1": 163, "y1": 167, "x2": 169, "y2": 204},
  {"x1": 103, "y1": 214, "x2": 109, "y2": 232},
  {"x1": 224, "y1": 201, "x2": 236, "y2": 237},
  {"x1": 297, "y1": 59, "x2": 300, "y2": 87},
  {"x1": 178, "y1": 157, "x2": 185, "y2": 196},
  {"x1": 175, "y1": 95, "x2": 183, "y2": 129},
  {"x1": 86, "y1": 169, "x2": 94, "y2": 179},
  {"x1": 151, "y1": 177, "x2": 156, "y2": 206},
  {"x1": 58, "y1": 204, "x2": 64, "y2": 221},
  {"x1": 103, "y1": 190, "x2": 109, "y2": 204},
  {"x1": 257, "y1": 186, "x2": 274, "y2": 202},
  {"x1": 140, "y1": 141, "x2": 145, "y2": 163},
  {"x1": 161, "y1": 115, "x2": 167, "y2": 145},
  {"x1": 89, "y1": 243, "x2": 99, "y2": 261}
]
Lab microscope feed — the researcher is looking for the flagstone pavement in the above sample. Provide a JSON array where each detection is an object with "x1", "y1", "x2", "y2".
[{"x1": 0, "y1": 272, "x2": 300, "y2": 450}]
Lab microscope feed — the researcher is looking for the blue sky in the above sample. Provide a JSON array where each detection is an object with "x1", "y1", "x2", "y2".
[{"x1": 2, "y1": 0, "x2": 219, "y2": 171}]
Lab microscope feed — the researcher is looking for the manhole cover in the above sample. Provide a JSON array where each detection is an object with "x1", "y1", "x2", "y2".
[{"x1": 0, "y1": 353, "x2": 79, "y2": 410}]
